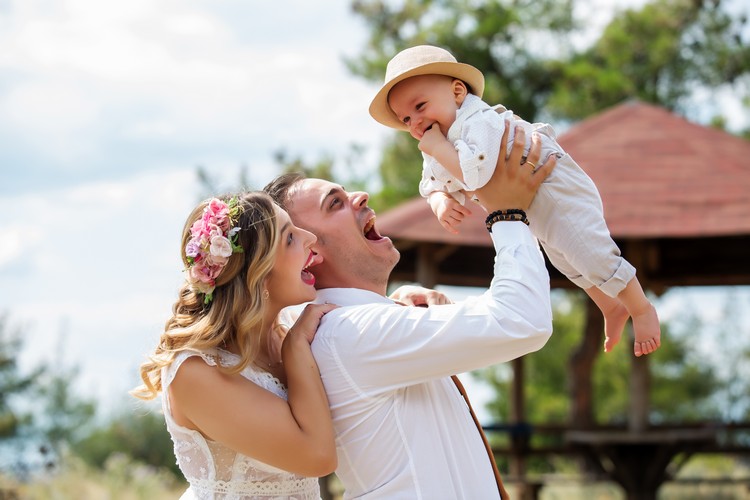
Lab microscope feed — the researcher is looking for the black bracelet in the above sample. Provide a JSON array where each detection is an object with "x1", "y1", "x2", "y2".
[{"x1": 485, "y1": 209, "x2": 529, "y2": 232}]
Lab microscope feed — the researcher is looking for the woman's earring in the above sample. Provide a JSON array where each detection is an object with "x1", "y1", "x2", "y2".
[{"x1": 262, "y1": 289, "x2": 270, "y2": 301}]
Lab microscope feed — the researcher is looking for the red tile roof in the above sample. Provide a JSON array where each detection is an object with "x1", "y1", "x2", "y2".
[{"x1": 378, "y1": 101, "x2": 750, "y2": 243}]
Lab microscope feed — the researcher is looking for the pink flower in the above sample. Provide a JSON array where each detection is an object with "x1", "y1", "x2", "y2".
[
  {"x1": 184, "y1": 197, "x2": 243, "y2": 303},
  {"x1": 210, "y1": 235, "x2": 233, "y2": 258}
]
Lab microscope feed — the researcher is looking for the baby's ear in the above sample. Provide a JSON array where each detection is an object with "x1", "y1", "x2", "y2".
[{"x1": 452, "y1": 79, "x2": 468, "y2": 104}]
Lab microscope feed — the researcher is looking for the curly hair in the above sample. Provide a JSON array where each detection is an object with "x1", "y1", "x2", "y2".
[{"x1": 132, "y1": 191, "x2": 280, "y2": 400}]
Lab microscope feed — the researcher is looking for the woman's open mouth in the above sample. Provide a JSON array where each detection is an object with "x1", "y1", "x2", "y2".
[{"x1": 301, "y1": 251, "x2": 317, "y2": 286}]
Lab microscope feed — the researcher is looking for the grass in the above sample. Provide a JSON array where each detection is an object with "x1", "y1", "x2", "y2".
[{"x1": 1, "y1": 453, "x2": 747, "y2": 499}]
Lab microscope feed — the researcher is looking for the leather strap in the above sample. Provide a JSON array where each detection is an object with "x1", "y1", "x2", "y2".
[{"x1": 452, "y1": 375, "x2": 510, "y2": 499}]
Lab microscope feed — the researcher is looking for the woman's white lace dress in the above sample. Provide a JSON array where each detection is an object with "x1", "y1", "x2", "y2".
[{"x1": 162, "y1": 349, "x2": 321, "y2": 500}]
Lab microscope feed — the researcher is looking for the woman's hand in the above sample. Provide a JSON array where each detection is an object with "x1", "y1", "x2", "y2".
[{"x1": 288, "y1": 302, "x2": 338, "y2": 344}]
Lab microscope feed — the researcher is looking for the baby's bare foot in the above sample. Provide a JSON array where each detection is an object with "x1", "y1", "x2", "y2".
[
  {"x1": 603, "y1": 302, "x2": 630, "y2": 353},
  {"x1": 631, "y1": 303, "x2": 661, "y2": 357}
]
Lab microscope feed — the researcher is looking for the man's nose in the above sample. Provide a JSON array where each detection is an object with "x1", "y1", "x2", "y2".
[{"x1": 350, "y1": 191, "x2": 369, "y2": 208}]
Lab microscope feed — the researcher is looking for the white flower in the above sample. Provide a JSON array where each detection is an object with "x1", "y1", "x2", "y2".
[{"x1": 210, "y1": 235, "x2": 233, "y2": 258}]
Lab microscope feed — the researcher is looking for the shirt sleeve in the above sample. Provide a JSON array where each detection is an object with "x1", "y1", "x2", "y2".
[
  {"x1": 315, "y1": 222, "x2": 552, "y2": 394},
  {"x1": 419, "y1": 154, "x2": 467, "y2": 204},
  {"x1": 454, "y1": 110, "x2": 504, "y2": 190}
]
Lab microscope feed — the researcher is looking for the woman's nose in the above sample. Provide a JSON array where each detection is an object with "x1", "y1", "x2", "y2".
[{"x1": 302, "y1": 229, "x2": 317, "y2": 247}]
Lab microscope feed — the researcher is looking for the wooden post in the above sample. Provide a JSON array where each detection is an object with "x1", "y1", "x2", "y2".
[
  {"x1": 416, "y1": 244, "x2": 437, "y2": 288},
  {"x1": 509, "y1": 356, "x2": 526, "y2": 479},
  {"x1": 569, "y1": 297, "x2": 603, "y2": 429},
  {"x1": 629, "y1": 344, "x2": 650, "y2": 433},
  {"x1": 624, "y1": 239, "x2": 651, "y2": 433}
]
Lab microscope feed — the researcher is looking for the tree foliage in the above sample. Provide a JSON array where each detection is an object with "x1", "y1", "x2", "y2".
[
  {"x1": 76, "y1": 407, "x2": 182, "y2": 480},
  {"x1": 0, "y1": 314, "x2": 41, "y2": 440},
  {"x1": 547, "y1": 0, "x2": 750, "y2": 120},
  {"x1": 34, "y1": 363, "x2": 96, "y2": 451},
  {"x1": 0, "y1": 314, "x2": 96, "y2": 478},
  {"x1": 348, "y1": 0, "x2": 577, "y2": 205},
  {"x1": 346, "y1": 0, "x2": 750, "y2": 208}
]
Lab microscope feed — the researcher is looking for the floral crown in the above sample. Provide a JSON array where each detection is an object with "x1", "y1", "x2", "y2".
[{"x1": 184, "y1": 197, "x2": 244, "y2": 304}]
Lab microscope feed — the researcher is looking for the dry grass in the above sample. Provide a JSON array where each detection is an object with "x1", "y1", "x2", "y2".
[{"x1": 1, "y1": 454, "x2": 185, "y2": 500}]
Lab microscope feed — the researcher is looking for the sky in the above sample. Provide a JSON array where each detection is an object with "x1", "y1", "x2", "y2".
[{"x1": 1, "y1": 0, "x2": 749, "y2": 423}]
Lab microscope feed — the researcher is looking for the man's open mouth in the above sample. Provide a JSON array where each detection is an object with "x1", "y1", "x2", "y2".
[{"x1": 364, "y1": 216, "x2": 384, "y2": 241}]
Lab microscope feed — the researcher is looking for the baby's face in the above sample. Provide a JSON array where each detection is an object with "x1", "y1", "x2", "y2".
[{"x1": 388, "y1": 75, "x2": 463, "y2": 140}]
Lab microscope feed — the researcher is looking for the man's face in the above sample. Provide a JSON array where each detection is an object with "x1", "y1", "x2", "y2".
[{"x1": 284, "y1": 178, "x2": 399, "y2": 293}]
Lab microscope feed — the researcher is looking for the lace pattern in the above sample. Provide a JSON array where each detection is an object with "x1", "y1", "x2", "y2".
[{"x1": 162, "y1": 349, "x2": 321, "y2": 500}]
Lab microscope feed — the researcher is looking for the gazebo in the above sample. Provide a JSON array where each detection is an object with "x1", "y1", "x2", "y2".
[{"x1": 377, "y1": 100, "x2": 750, "y2": 499}]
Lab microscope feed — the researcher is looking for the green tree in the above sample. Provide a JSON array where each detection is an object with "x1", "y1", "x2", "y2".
[
  {"x1": 347, "y1": 0, "x2": 750, "y2": 208},
  {"x1": 348, "y1": 0, "x2": 576, "y2": 207},
  {"x1": 475, "y1": 290, "x2": 721, "y2": 424},
  {"x1": 76, "y1": 407, "x2": 182, "y2": 480},
  {"x1": 0, "y1": 315, "x2": 96, "y2": 477},
  {"x1": 34, "y1": 363, "x2": 96, "y2": 453},
  {"x1": 0, "y1": 313, "x2": 40, "y2": 441},
  {"x1": 547, "y1": 0, "x2": 750, "y2": 120}
]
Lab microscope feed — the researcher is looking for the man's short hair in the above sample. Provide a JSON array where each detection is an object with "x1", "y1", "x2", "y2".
[{"x1": 263, "y1": 172, "x2": 306, "y2": 211}]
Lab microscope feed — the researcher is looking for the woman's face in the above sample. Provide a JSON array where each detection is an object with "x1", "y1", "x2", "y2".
[{"x1": 264, "y1": 205, "x2": 321, "y2": 309}]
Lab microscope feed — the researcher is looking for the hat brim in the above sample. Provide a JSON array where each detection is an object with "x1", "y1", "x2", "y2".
[{"x1": 369, "y1": 61, "x2": 485, "y2": 131}]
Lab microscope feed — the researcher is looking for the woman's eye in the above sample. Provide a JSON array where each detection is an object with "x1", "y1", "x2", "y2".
[
  {"x1": 287, "y1": 232, "x2": 294, "y2": 245},
  {"x1": 330, "y1": 197, "x2": 340, "y2": 209},
  {"x1": 416, "y1": 102, "x2": 425, "y2": 110}
]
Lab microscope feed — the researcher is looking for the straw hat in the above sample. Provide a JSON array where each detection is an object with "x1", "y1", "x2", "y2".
[{"x1": 369, "y1": 45, "x2": 485, "y2": 130}]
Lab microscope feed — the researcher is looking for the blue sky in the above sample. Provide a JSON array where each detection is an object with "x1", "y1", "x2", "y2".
[
  {"x1": 0, "y1": 0, "x2": 389, "y2": 415},
  {"x1": 1, "y1": 0, "x2": 748, "y2": 421}
]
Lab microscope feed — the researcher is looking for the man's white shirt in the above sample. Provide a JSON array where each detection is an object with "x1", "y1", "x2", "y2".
[{"x1": 303, "y1": 222, "x2": 552, "y2": 499}]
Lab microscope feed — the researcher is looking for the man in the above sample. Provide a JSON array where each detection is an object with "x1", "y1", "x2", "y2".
[{"x1": 265, "y1": 126, "x2": 555, "y2": 499}]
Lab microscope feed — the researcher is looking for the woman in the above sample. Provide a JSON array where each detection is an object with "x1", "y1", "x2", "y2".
[{"x1": 132, "y1": 192, "x2": 337, "y2": 499}]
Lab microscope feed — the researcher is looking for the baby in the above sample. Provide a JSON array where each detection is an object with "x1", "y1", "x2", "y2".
[{"x1": 369, "y1": 45, "x2": 660, "y2": 357}]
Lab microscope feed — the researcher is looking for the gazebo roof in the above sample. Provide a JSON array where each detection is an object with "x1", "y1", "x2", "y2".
[
  {"x1": 559, "y1": 100, "x2": 750, "y2": 238},
  {"x1": 378, "y1": 101, "x2": 750, "y2": 289}
]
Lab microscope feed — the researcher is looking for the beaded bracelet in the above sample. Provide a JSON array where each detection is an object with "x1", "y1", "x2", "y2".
[{"x1": 485, "y1": 209, "x2": 529, "y2": 232}]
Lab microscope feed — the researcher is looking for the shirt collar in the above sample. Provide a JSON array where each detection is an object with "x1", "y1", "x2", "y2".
[{"x1": 314, "y1": 288, "x2": 394, "y2": 307}]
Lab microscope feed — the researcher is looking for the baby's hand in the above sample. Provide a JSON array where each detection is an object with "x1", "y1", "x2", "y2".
[
  {"x1": 418, "y1": 126, "x2": 448, "y2": 156},
  {"x1": 428, "y1": 192, "x2": 471, "y2": 234}
]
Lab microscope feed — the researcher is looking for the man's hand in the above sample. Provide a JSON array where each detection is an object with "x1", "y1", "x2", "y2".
[
  {"x1": 473, "y1": 123, "x2": 556, "y2": 212},
  {"x1": 389, "y1": 285, "x2": 452, "y2": 307},
  {"x1": 428, "y1": 191, "x2": 472, "y2": 234}
]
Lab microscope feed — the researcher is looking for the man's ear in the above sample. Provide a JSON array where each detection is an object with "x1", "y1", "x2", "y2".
[{"x1": 452, "y1": 79, "x2": 468, "y2": 106}]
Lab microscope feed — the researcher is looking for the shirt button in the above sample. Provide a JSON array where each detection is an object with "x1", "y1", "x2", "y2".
[
  {"x1": 431, "y1": 176, "x2": 435, "y2": 180},
  {"x1": 479, "y1": 154, "x2": 485, "y2": 160}
]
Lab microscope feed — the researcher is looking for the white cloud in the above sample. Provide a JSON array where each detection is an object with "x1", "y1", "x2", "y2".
[
  {"x1": 0, "y1": 0, "x2": 387, "y2": 194},
  {"x1": 2, "y1": 168, "x2": 196, "y2": 409}
]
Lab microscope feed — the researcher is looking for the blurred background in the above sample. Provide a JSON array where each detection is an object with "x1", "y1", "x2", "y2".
[{"x1": 1, "y1": 0, "x2": 749, "y2": 498}]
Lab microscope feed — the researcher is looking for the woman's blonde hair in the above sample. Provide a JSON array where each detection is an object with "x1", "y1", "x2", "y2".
[{"x1": 132, "y1": 191, "x2": 280, "y2": 400}]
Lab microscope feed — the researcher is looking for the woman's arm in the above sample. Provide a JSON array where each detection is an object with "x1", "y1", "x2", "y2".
[{"x1": 168, "y1": 303, "x2": 338, "y2": 477}]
